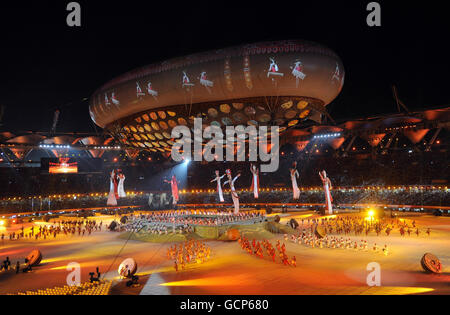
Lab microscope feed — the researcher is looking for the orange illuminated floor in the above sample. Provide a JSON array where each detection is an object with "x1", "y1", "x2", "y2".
[{"x1": 0, "y1": 214, "x2": 449, "y2": 295}]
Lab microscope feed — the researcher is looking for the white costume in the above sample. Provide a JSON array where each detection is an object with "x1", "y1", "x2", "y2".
[
  {"x1": 290, "y1": 165, "x2": 300, "y2": 200},
  {"x1": 224, "y1": 170, "x2": 240, "y2": 214},
  {"x1": 104, "y1": 93, "x2": 110, "y2": 106},
  {"x1": 319, "y1": 170, "x2": 333, "y2": 214},
  {"x1": 118, "y1": 173, "x2": 126, "y2": 198},
  {"x1": 211, "y1": 172, "x2": 226, "y2": 202},
  {"x1": 268, "y1": 58, "x2": 279, "y2": 73},
  {"x1": 148, "y1": 193, "x2": 154, "y2": 207},
  {"x1": 200, "y1": 72, "x2": 214, "y2": 88},
  {"x1": 250, "y1": 165, "x2": 260, "y2": 199},
  {"x1": 107, "y1": 170, "x2": 118, "y2": 206},
  {"x1": 111, "y1": 92, "x2": 120, "y2": 106},
  {"x1": 147, "y1": 82, "x2": 158, "y2": 97},
  {"x1": 136, "y1": 82, "x2": 144, "y2": 97}
]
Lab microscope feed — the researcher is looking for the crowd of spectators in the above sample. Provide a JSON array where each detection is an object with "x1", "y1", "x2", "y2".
[
  {"x1": 0, "y1": 150, "x2": 447, "y2": 197},
  {"x1": 1, "y1": 186, "x2": 448, "y2": 215},
  {"x1": 0, "y1": 149, "x2": 447, "y2": 214}
]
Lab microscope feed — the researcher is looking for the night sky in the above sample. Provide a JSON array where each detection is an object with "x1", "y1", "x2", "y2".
[{"x1": 0, "y1": 1, "x2": 448, "y2": 133}]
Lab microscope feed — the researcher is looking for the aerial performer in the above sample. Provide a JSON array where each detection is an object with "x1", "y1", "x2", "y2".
[
  {"x1": 117, "y1": 171, "x2": 126, "y2": 198},
  {"x1": 148, "y1": 193, "x2": 154, "y2": 207},
  {"x1": 164, "y1": 175, "x2": 180, "y2": 205},
  {"x1": 319, "y1": 170, "x2": 333, "y2": 214},
  {"x1": 250, "y1": 164, "x2": 260, "y2": 199},
  {"x1": 290, "y1": 162, "x2": 300, "y2": 200},
  {"x1": 107, "y1": 169, "x2": 118, "y2": 206},
  {"x1": 223, "y1": 169, "x2": 241, "y2": 214},
  {"x1": 210, "y1": 170, "x2": 226, "y2": 202}
]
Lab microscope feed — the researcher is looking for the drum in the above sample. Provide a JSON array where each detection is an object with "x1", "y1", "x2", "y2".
[
  {"x1": 314, "y1": 225, "x2": 327, "y2": 239},
  {"x1": 421, "y1": 253, "x2": 442, "y2": 274},
  {"x1": 226, "y1": 229, "x2": 240, "y2": 241},
  {"x1": 118, "y1": 258, "x2": 138, "y2": 278},
  {"x1": 108, "y1": 221, "x2": 118, "y2": 231},
  {"x1": 26, "y1": 249, "x2": 42, "y2": 267},
  {"x1": 289, "y1": 219, "x2": 299, "y2": 229}
]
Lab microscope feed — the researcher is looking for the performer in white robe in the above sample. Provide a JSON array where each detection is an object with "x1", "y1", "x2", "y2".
[
  {"x1": 319, "y1": 170, "x2": 333, "y2": 214},
  {"x1": 223, "y1": 169, "x2": 241, "y2": 214},
  {"x1": 107, "y1": 170, "x2": 118, "y2": 206},
  {"x1": 290, "y1": 162, "x2": 300, "y2": 200},
  {"x1": 160, "y1": 193, "x2": 168, "y2": 208},
  {"x1": 117, "y1": 172, "x2": 126, "y2": 198},
  {"x1": 210, "y1": 170, "x2": 226, "y2": 202},
  {"x1": 148, "y1": 193, "x2": 154, "y2": 207},
  {"x1": 250, "y1": 164, "x2": 260, "y2": 199}
]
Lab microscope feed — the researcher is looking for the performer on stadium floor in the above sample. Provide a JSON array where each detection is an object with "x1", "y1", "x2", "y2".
[
  {"x1": 164, "y1": 175, "x2": 180, "y2": 205},
  {"x1": 117, "y1": 171, "x2": 126, "y2": 198},
  {"x1": 290, "y1": 162, "x2": 300, "y2": 200},
  {"x1": 250, "y1": 164, "x2": 260, "y2": 199},
  {"x1": 224, "y1": 169, "x2": 241, "y2": 214},
  {"x1": 107, "y1": 169, "x2": 118, "y2": 206},
  {"x1": 210, "y1": 170, "x2": 226, "y2": 202},
  {"x1": 319, "y1": 170, "x2": 333, "y2": 214}
]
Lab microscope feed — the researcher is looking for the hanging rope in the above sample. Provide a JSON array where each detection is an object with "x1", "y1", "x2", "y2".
[{"x1": 101, "y1": 224, "x2": 139, "y2": 280}]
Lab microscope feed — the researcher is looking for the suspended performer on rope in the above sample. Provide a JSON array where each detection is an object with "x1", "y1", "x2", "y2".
[
  {"x1": 223, "y1": 169, "x2": 241, "y2": 214},
  {"x1": 210, "y1": 170, "x2": 226, "y2": 202},
  {"x1": 290, "y1": 162, "x2": 300, "y2": 200},
  {"x1": 117, "y1": 171, "x2": 126, "y2": 198},
  {"x1": 107, "y1": 169, "x2": 118, "y2": 206},
  {"x1": 164, "y1": 175, "x2": 180, "y2": 205},
  {"x1": 250, "y1": 164, "x2": 260, "y2": 199},
  {"x1": 319, "y1": 170, "x2": 333, "y2": 215}
]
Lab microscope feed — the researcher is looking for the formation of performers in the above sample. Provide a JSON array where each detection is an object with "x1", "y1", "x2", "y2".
[
  {"x1": 123, "y1": 218, "x2": 193, "y2": 235},
  {"x1": 239, "y1": 237, "x2": 297, "y2": 267},
  {"x1": 298, "y1": 216, "x2": 432, "y2": 238},
  {"x1": 286, "y1": 232, "x2": 390, "y2": 256},
  {"x1": 0, "y1": 219, "x2": 103, "y2": 242},
  {"x1": 107, "y1": 169, "x2": 126, "y2": 206},
  {"x1": 210, "y1": 163, "x2": 334, "y2": 214},
  {"x1": 167, "y1": 240, "x2": 211, "y2": 271},
  {"x1": 122, "y1": 211, "x2": 265, "y2": 234}
]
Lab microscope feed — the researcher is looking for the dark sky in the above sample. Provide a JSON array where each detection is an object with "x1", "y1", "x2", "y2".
[{"x1": 0, "y1": 0, "x2": 448, "y2": 133}]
